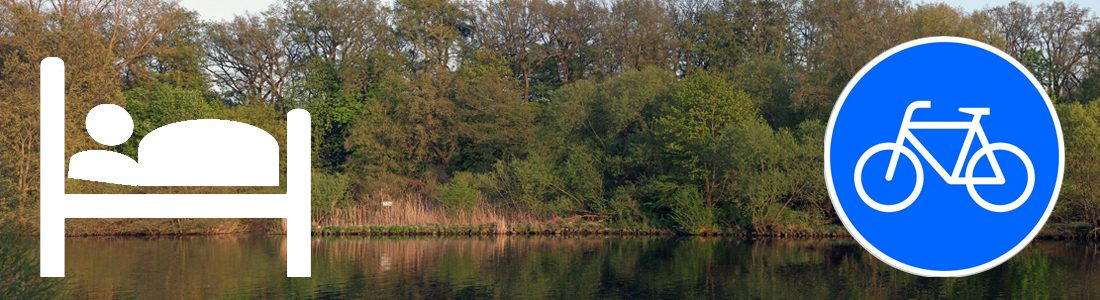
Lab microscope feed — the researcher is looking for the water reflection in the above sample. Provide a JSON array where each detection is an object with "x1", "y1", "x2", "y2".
[{"x1": 63, "y1": 236, "x2": 1099, "y2": 298}]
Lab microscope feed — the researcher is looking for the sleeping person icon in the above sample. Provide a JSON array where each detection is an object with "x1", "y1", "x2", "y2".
[
  {"x1": 67, "y1": 104, "x2": 280, "y2": 186},
  {"x1": 40, "y1": 57, "x2": 313, "y2": 278}
]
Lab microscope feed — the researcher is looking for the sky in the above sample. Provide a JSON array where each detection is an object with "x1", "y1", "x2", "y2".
[
  {"x1": 177, "y1": 0, "x2": 279, "y2": 21},
  {"x1": 177, "y1": 0, "x2": 1100, "y2": 22}
]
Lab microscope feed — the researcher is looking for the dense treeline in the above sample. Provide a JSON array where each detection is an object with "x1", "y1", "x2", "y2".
[{"x1": 0, "y1": 0, "x2": 1098, "y2": 234}]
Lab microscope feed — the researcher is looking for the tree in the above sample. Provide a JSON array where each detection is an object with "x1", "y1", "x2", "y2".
[
  {"x1": 603, "y1": 0, "x2": 677, "y2": 73},
  {"x1": 122, "y1": 5, "x2": 208, "y2": 90},
  {"x1": 450, "y1": 50, "x2": 535, "y2": 172},
  {"x1": 1034, "y1": 2, "x2": 1092, "y2": 100},
  {"x1": 985, "y1": 1, "x2": 1037, "y2": 59},
  {"x1": 1056, "y1": 102, "x2": 1100, "y2": 226},
  {"x1": 1077, "y1": 22, "x2": 1100, "y2": 101},
  {"x1": 0, "y1": 0, "x2": 199, "y2": 224},
  {"x1": 283, "y1": 0, "x2": 393, "y2": 171},
  {"x1": 531, "y1": 0, "x2": 606, "y2": 86},
  {"x1": 344, "y1": 70, "x2": 459, "y2": 181},
  {"x1": 205, "y1": 12, "x2": 292, "y2": 111},
  {"x1": 473, "y1": 0, "x2": 543, "y2": 99},
  {"x1": 651, "y1": 72, "x2": 760, "y2": 208},
  {"x1": 673, "y1": 0, "x2": 795, "y2": 74},
  {"x1": 392, "y1": 0, "x2": 471, "y2": 76},
  {"x1": 792, "y1": 0, "x2": 909, "y2": 119},
  {"x1": 907, "y1": 3, "x2": 993, "y2": 40},
  {"x1": 284, "y1": 0, "x2": 392, "y2": 68}
]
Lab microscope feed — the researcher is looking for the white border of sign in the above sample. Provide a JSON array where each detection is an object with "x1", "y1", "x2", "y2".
[{"x1": 823, "y1": 36, "x2": 1064, "y2": 277}]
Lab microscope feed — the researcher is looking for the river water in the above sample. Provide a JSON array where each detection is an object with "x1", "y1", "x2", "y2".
[{"x1": 60, "y1": 236, "x2": 1097, "y2": 298}]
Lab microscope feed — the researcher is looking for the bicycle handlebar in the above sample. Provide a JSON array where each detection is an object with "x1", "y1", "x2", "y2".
[
  {"x1": 902, "y1": 100, "x2": 932, "y2": 123},
  {"x1": 908, "y1": 100, "x2": 932, "y2": 110}
]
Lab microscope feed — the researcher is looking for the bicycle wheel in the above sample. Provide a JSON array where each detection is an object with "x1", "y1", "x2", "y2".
[
  {"x1": 854, "y1": 143, "x2": 924, "y2": 212},
  {"x1": 965, "y1": 143, "x2": 1035, "y2": 213}
]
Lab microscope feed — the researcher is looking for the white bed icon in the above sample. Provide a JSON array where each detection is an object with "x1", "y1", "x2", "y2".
[{"x1": 38, "y1": 58, "x2": 313, "y2": 277}]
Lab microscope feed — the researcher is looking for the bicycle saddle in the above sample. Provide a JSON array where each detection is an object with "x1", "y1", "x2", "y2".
[{"x1": 958, "y1": 107, "x2": 990, "y2": 116}]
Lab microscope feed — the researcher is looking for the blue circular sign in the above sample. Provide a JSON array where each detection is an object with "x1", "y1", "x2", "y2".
[{"x1": 825, "y1": 37, "x2": 1063, "y2": 277}]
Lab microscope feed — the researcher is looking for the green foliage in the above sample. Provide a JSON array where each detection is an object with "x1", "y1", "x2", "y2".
[
  {"x1": 1056, "y1": 102, "x2": 1100, "y2": 225},
  {"x1": 1020, "y1": 48, "x2": 1052, "y2": 97},
  {"x1": 652, "y1": 72, "x2": 760, "y2": 207},
  {"x1": 451, "y1": 50, "x2": 535, "y2": 172},
  {"x1": 393, "y1": 0, "x2": 470, "y2": 73},
  {"x1": 730, "y1": 57, "x2": 798, "y2": 127},
  {"x1": 476, "y1": 151, "x2": 573, "y2": 217},
  {"x1": 604, "y1": 185, "x2": 645, "y2": 226},
  {"x1": 344, "y1": 68, "x2": 454, "y2": 181},
  {"x1": 135, "y1": 9, "x2": 208, "y2": 91},
  {"x1": 122, "y1": 85, "x2": 218, "y2": 155},
  {"x1": 1075, "y1": 25, "x2": 1100, "y2": 102},
  {"x1": 477, "y1": 66, "x2": 834, "y2": 231},
  {"x1": 299, "y1": 58, "x2": 367, "y2": 172},
  {"x1": 588, "y1": 66, "x2": 676, "y2": 146},
  {"x1": 721, "y1": 118, "x2": 831, "y2": 232},
  {"x1": 313, "y1": 171, "x2": 352, "y2": 215},
  {"x1": 437, "y1": 172, "x2": 481, "y2": 213},
  {"x1": 665, "y1": 184, "x2": 715, "y2": 234},
  {"x1": 560, "y1": 145, "x2": 604, "y2": 212}
]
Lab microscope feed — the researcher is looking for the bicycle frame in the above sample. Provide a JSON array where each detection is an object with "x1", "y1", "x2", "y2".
[{"x1": 885, "y1": 101, "x2": 1005, "y2": 185}]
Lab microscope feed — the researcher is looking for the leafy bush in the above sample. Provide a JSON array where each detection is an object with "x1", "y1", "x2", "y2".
[
  {"x1": 1056, "y1": 102, "x2": 1100, "y2": 226},
  {"x1": 476, "y1": 153, "x2": 558, "y2": 216},
  {"x1": 122, "y1": 85, "x2": 218, "y2": 156},
  {"x1": 312, "y1": 171, "x2": 352, "y2": 215},
  {"x1": 560, "y1": 145, "x2": 604, "y2": 212},
  {"x1": 651, "y1": 72, "x2": 761, "y2": 208},
  {"x1": 667, "y1": 185, "x2": 715, "y2": 234},
  {"x1": 437, "y1": 172, "x2": 481, "y2": 214},
  {"x1": 475, "y1": 149, "x2": 590, "y2": 218},
  {"x1": 605, "y1": 185, "x2": 646, "y2": 226}
]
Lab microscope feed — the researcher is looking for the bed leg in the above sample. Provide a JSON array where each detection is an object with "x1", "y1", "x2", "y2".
[
  {"x1": 40, "y1": 58, "x2": 66, "y2": 277},
  {"x1": 40, "y1": 211, "x2": 65, "y2": 277},
  {"x1": 286, "y1": 109, "x2": 311, "y2": 277}
]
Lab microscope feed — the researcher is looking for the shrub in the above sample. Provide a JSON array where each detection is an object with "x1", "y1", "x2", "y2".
[
  {"x1": 561, "y1": 145, "x2": 603, "y2": 213},
  {"x1": 668, "y1": 185, "x2": 715, "y2": 234},
  {"x1": 1056, "y1": 102, "x2": 1100, "y2": 226},
  {"x1": 476, "y1": 152, "x2": 565, "y2": 217},
  {"x1": 437, "y1": 172, "x2": 480, "y2": 214},
  {"x1": 313, "y1": 171, "x2": 352, "y2": 216},
  {"x1": 606, "y1": 185, "x2": 646, "y2": 226}
]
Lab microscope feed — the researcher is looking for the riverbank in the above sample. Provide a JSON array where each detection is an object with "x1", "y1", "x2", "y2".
[
  {"x1": 1037, "y1": 222, "x2": 1100, "y2": 240},
  {"x1": 29, "y1": 198, "x2": 1099, "y2": 241},
  {"x1": 314, "y1": 222, "x2": 1098, "y2": 241},
  {"x1": 56, "y1": 220, "x2": 1098, "y2": 241}
]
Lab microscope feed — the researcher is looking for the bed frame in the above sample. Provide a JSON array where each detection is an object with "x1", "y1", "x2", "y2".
[{"x1": 39, "y1": 58, "x2": 312, "y2": 277}]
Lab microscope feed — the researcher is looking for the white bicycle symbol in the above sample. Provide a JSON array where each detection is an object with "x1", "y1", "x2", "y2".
[{"x1": 854, "y1": 100, "x2": 1035, "y2": 213}]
